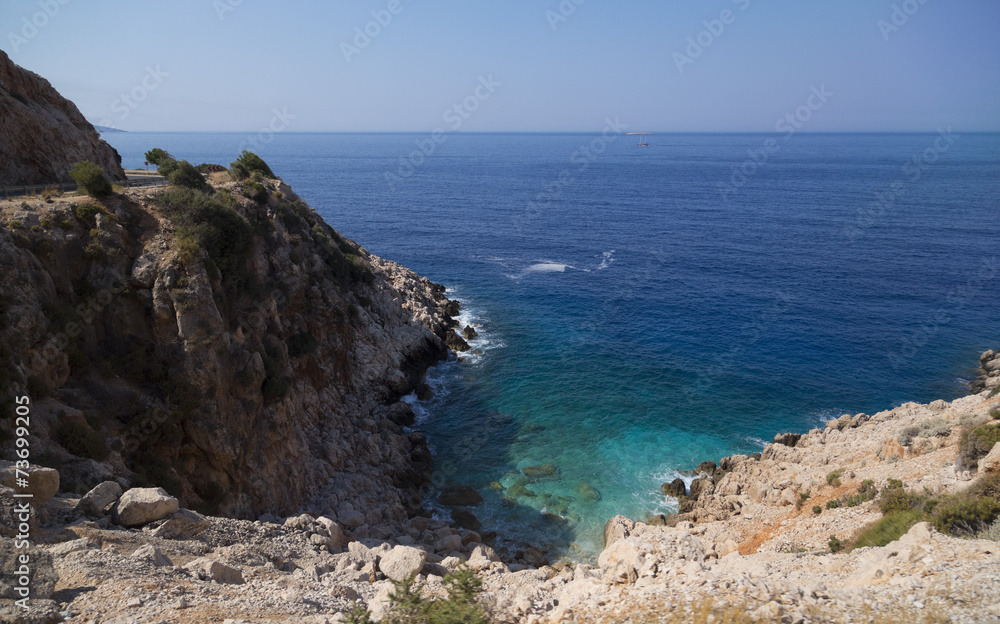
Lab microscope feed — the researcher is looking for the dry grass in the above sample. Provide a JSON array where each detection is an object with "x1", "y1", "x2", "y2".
[{"x1": 568, "y1": 596, "x2": 949, "y2": 624}]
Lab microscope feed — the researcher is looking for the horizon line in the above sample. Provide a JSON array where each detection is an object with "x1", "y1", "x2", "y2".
[{"x1": 97, "y1": 129, "x2": 1000, "y2": 135}]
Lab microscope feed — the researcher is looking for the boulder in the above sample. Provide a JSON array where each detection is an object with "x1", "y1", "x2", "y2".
[
  {"x1": 283, "y1": 513, "x2": 316, "y2": 531},
  {"x1": 696, "y1": 461, "x2": 717, "y2": 476},
  {"x1": 979, "y1": 443, "x2": 1000, "y2": 474},
  {"x1": 112, "y1": 487, "x2": 179, "y2": 527},
  {"x1": 603, "y1": 515, "x2": 636, "y2": 547},
  {"x1": 660, "y1": 478, "x2": 687, "y2": 497},
  {"x1": 450, "y1": 509, "x2": 481, "y2": 531},
  {"x1": 338, "y1": 509, "x2": 366, "y2": 528},
  {"x1": 0, "y1": 464, "x2": 59, "y2": 506},
  {"x1": 151, "y1": 508, "x2": 212, "y2": 539},
  {"x1": 689, "y1": 477, "x2": 714, "y2": 499},
  {"x1": 316, "y1": 516, "x2": 344, "y2": 550},
  {"x1": 77, "y1": 481, "x2": 123, "y2": 516},
  {"x1": 184, "y1": 558, "x2": 244, "y2": 584},
  {"x1": 386, "y1": 401, "x2": 416, "y2": 427},
  {"x1": 773, "y1": 433, "x2": 801, "y2": 448},
  {"x1": 467, "y1": 544, "x2": 501, "y2": 570},
  {"x1": 522, "y1": 464, "x2": 558, "y2": 478},
  {"x1": 462, "y1": 325, "x2": 478, "y2": 340},
  {"x1": 598, "y1": 538, "x2": 647, "y2": 585},
  {"x1": 445, "y1": 331, "x2": 470, "y2": 352},
  {"x1": 439, "y1": 484, "x2": 483, "y2": 506},
  {"x1": 378, "y1": 545, "x2": 428, "y2": 582},
  {"x1": 434, "y1": 534, "x2": 463, "y2": 553},
  {"x1": 48, "y1": 538, "x2": 94, "y2": 557},
  {"x1": 130, "y1": 544, "x2": 171, "y2": 567}
]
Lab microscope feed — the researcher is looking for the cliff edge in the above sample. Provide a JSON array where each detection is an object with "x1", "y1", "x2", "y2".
[{"x1": 0, "y1": 50, "x2": 125, "y2": 186}]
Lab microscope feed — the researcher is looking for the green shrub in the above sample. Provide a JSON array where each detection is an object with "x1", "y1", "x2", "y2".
[
  {"x1": 991, "y1": 407, "x2": 1000, "y2": 420},
  {"x1": 69, "y1": 161, "x2": 113, "y2": 197},
  {"x1": 878, "y1": 487, "x2": 925, "y2": 515},
  {"x1": 959, "y1": 424, "x2": 1000, "y2": 471},
  {"x1": 931, "y1": 495, "x2": 1000, "y2": 536},
  {"x1": 7, "y1": 220, "x2": 22, "y2": 230},
  {"x1": 56, "y1": 420, "x2": 110, "y2": 461},
  {"x1": 230, "y1": 150, "x2": 276, "y2": 179},
  {"x1": 166, "y1": 160, "x2": 213, "y2": 193},
  {"x1": 74, "y1": 203, "x2": 104, "y2": 225},
  {"x1": 152, "y1": 188, "x2": 253, "y2": 284},
  {"x1": 918, "y1": 417, "x2": 951, "y2": 437},
  {"x1": 347, "y1": 567, "x2": 490, "y2": 624},
  {"x1": 896, "y1": 425, "x2": 920, "y2": 446},
  {"x1": 83, "y1": 241, "x2": 105, "y2": 260},
  {"x1": 828, "y1": 536, "x2": 843, "y2": 553},
  {"x1": 967, "y1": 473, "x2": 1000, "y2": 500},
  {"x1": 979, "y1": 518, "x2": 1000, "y2": 542},
  {"x1": 245, "y1": 181, "x2": 269, "y2": 204},
  {"x1": 157, "y1": 158, "x2": 181, "y2": 178},
  {"x1": 853, "y1": 510, "x2": 924, "y2": 549},
  {"x1": 144, "y1": 148, "x2": 173, "y2": 166},
  {"x1": 826, "y1": 499, "x2": 840, "y2": 509},
  {"x1": 826, "y1": 469, "x2": 844, "y2": 487},
  {"x1": 812, "y1": 505, "x2": 822, "y2": 514}
]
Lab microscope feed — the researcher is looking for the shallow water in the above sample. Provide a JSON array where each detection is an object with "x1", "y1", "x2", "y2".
[{"x1": 105, "y1": 132, "x2": 1000, "y2": 558}]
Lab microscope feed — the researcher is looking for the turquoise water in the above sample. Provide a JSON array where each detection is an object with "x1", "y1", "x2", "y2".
[{"x1": 104, "y1": 132, "x2": 1000, "y2": 557}]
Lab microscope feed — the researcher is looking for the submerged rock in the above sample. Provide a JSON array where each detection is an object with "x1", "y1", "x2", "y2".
[
  {"x1": 575, "y1": 481, "x2": 602, "y2": 503},
  {"x1": 451, "y1": 509, "x2": 482, "y2": 530},
  {"x1": 439, "y1": 484, "x2": 483, "y2": 506},
  {"x1": 523, "y1": 464, "x2": 559, "y2": 478}
]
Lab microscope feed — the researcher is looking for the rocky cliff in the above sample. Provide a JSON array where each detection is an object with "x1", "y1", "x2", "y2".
[
  {"x1": 0, "y1": 174, "x2": 463, "y2": 530},
  {"x1": 0, "y1": 50, "x2": 125, "y2": 186}
]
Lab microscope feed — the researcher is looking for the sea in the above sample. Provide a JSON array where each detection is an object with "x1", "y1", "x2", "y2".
[{"x1": 103, "y1": 131, "x2": 1000, "y2": 559}]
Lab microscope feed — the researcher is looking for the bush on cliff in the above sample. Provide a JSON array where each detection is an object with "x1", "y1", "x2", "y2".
[
  {"x1": 70, "y1": 160, "x2": 113, "y2": 198},
  {"x1": 230, "y1": 150, "x2": 276, "y2": 180},
  {"x1": 165, "y1": 159, "x2": 213, "y2": 194},
  {"x1": 346, "y1": 567, "x2": 491, "y2": 624},
  {"x1": 957, "y1": 423, "x2": 1000, "y2": 472},
  {"x1": 152, "y1": 187, "x2": 253, "y2": 286}
]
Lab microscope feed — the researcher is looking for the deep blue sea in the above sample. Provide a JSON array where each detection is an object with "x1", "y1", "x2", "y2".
[{"x1": 103, "y1": 132, "x2": 1000, "y2": 558}]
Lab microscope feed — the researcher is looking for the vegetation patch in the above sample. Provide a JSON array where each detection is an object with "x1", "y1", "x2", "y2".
[
  {"x1": 70, "y1": 160, "x2": 113, "y2": 197},
  {"x1": 229, "y1": 150, "x2": 276, "y2": 180},
  {"x1": 826, "y1": 469, "x2": 844, "y2": 487},
  {"x1": 56, "y1": 418, "x2": 110, "y2": 462},
  {"x1": 853, "y1": 510, "x2": 924, "y2": 549},
  {"x1": 346, "y1": 568, "x2": 491, "y2": 624}
]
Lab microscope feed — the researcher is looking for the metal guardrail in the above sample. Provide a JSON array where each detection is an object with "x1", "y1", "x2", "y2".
[{"x1": 1, "y1": 176, "x2": 169, "y2": 199}]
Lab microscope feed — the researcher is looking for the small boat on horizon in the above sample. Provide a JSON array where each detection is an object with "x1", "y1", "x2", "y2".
[{"x1": 627, "y1": 131, "x2": 652, "y2": 147}]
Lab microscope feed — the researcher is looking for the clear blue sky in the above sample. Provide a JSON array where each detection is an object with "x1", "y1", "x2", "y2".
[{"x1": 2, "y1": 0, "x2": 998, "y2": 132}]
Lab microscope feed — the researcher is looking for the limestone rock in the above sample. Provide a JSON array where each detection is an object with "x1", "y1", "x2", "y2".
[
  {"x1": 604, "y1": 515, "x2": 636, "y2": 547},
  {"x1": 467, "y1": 544, "x2": 501, "y2": 570},
  {"x1": 76, "y1": 481, "x2": 123, "y2": 516},
  {"x1": 338, "y1": 509, "x2": 366, "y2": 528},
  {"x1": 130, "y1": 544, "x2": 172, "y2": 567},
  {"x1": 378, "y1": 545, "x2": 427, "y2": 582},
  {"x1": 661, "y1": 478, "x2": 687, "y2": 497},
  {"x1": 0, "y1": 464, "x2": 59, "y2": 506},
  {"x1": 184, "y1": 558, "x2": 245, "y2": 584},
  {"x1": 48, "y1": 538, "x2": 93, "y2": 557},
  {"x1": 598, "y1": 538, "x2": 646, "y2": 585},
  {"x1": 112, "y1": 487, "x2": 179, "y2": 527},
  {"x1": 151, "y1": 508, "x2": 212, "y2": 539},
  {"x1": 979, "y1": 443, "x2": 1000, "y2": 474}
]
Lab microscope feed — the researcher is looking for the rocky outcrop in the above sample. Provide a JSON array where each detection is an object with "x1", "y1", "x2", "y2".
[
  {"x1": 972, "y1": 349, "x2": 1000, "y2": 394},
  {"x1": 0, "y1": 174, "x2": 459, "y2": 531},
  {"x1": 0, "y1": 50, "x2": 125, "y2": 186}
]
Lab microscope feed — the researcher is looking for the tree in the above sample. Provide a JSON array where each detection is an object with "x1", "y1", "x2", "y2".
[
  {"x1": 166, "y1": 160, "x2": 213, "y2": 193},
  {"x1": 69, "y1": 160, "x2": 113, "y2": 197},
  {"x1": 144, "y1": 148, "x2": 173, "y2": 166}
]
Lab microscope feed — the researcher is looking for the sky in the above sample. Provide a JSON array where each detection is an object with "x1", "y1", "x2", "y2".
[{"x1": 2, "y1": 0, "x2": 999, "y2": 133}]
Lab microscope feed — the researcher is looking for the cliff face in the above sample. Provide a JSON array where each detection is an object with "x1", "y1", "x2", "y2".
[
  {"x1": 0, "y1": 178, "x2": 459, "y2": 532},
  {"x1": 0, "y1": 50, "x2": 125, "y2": 186}
]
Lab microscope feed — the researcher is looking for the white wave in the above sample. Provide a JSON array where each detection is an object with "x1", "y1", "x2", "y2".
[
  {"x1": 527, "y1": 263, "x2": 572, "y2": 273},
  {"x1": 597, "y1": 250, "x2": 616, "y2": 270}
]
